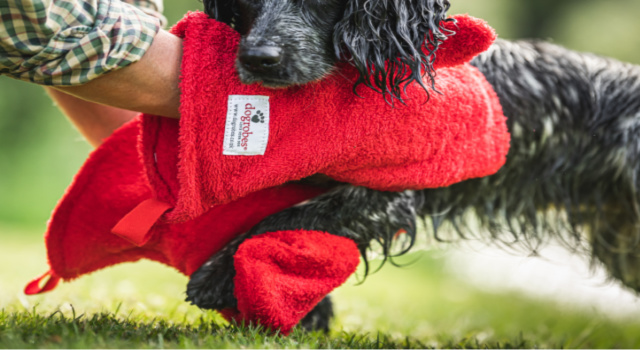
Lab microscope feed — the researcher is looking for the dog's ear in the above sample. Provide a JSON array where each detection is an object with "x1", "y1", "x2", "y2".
[
  {"x1": 202, "y1": 0, "x2": 237, "y2": 26},
  {"x1": 334, "y1": 0, "x2": 454, "y2": 103}
]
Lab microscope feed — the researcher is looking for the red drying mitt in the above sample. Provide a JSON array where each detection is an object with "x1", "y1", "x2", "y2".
[
  {"x1": 224, "y1": 230, "x2": 360, "y2": 335},
  {"x1": 143, "y1": 12, "x2": 509, "y2": 223}
]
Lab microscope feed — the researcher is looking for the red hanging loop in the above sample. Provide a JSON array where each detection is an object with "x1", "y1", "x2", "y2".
[
  {"x1": 24, "y1": 270, "x2": 61, "y2": 295},
  {"x1": 111, "y1": 198, "x2": 172, "y2": 246}
]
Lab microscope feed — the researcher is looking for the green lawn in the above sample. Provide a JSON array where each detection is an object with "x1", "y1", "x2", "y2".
[{"x1": 2, "y1": 224, "x2": 640, "y2": 348}]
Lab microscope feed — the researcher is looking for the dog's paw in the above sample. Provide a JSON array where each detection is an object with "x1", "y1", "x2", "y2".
[
  {"x1": 186, "y1": 241, "x2": 239, "y2": 310},
  {"x1": 299, "y1": 296, "x2": 334, "y2": 333}
]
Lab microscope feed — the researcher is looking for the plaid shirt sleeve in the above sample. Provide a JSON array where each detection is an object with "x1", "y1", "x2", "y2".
[{"x1": 0, "y1": 0, "x2": 166, "y2": 85}]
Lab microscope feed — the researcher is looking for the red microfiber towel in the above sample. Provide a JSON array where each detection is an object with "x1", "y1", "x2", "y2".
[
  {"x1": 144, "y1": 12, "x2": 510, "y2": 223},
  {"x1": 25, "y1": 12, "x2": 509, "y2": 333}
]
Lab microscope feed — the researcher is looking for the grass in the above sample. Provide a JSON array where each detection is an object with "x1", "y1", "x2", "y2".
[{"x1": 2, "y1": 224, "x2": 640, "y2": 348}]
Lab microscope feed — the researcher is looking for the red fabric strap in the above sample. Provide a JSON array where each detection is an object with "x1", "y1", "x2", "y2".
[
  {"x1": 111, "y1": 198, "x2": 172, "y2": 246},
  {"x1": 24, "y1": 270, "x2": 61, "y2": 295}
]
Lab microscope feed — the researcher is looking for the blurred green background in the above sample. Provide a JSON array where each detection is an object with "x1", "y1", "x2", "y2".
[
  {"x1": 2, "y1": 0, "x2": 640, "y2": 228},
  {"x1": 2, "y1": 1, "x2": 640, "y2": 347}
]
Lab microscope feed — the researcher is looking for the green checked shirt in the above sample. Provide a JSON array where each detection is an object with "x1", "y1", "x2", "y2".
[{"x1": 0, "y1": 0, "x2": 166, "y2": 85}]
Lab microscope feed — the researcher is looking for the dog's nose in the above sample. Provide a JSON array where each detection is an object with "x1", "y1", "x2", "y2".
[{"x1": 238, "y1": 46, "x2": 283, "y2": 72}]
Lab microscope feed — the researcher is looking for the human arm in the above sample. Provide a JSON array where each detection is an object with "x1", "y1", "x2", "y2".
[
  {"x1": 45, "y1": 28, "x2": 182, "y2": 147},
  {"x1": 53, "y1": 29, "x2": 182, "y2": 119},
  {"x1": 1, "y1": 0, "x2": 182, "y2": 122}
]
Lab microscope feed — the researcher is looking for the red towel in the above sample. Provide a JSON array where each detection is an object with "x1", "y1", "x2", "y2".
[
  {"x1": 25, "y1": 12, "x2": 509, "y2": 333},
  {"x1": 144, "y1": 12, "x2": 509, "y2": 223},
  {"x1": 24, "y1": 119, "x2": 330, "y2": 286}
]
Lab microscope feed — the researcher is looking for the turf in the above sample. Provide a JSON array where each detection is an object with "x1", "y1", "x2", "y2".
[{"x1": 2, "y1": 224, "x2": 640, "y2": 348}]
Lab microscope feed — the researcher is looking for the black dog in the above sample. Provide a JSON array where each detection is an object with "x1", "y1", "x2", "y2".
[{"x1": 187, "y1": 0, "x2": 640, "y2": 332}]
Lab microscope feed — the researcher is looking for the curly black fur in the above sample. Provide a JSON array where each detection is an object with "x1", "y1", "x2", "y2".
[
  {"x1": 334, "y1": 0, "x2": 454, "y2": 103},
  {"x1": 433, "y1": 39, "x2": 640, "y2": 289}
]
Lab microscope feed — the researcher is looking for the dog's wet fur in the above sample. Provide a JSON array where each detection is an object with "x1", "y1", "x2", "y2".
[{"x1": 187, "y1": 0, "x2": 640, "y2": 331}]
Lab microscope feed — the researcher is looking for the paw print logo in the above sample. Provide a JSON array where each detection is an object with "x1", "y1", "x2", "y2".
[{"x1": 251, "y1": 110, "x2": 265, "y2": 123}]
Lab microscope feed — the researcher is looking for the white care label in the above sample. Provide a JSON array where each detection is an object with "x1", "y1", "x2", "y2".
[{"x1": 223, "y1": 95, "x2": 270, "y2": 156}]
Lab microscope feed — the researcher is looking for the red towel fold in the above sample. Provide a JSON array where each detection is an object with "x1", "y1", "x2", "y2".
[
  {"x1": 23, "y1": 119, "x2": 357, "y2": 333},
  {"x1": 144, "y1": 12, "x2": 510, "y2": 223},
  {"x1": 24, "y1": 118, "x2": 329, "y2": 291}
]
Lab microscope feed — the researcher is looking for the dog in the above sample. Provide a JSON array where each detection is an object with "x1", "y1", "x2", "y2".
[{"x1": 186, "y1": 0, "x2": 640, "y2": 332}]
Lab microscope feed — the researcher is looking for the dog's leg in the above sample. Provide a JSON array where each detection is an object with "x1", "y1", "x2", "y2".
[
  {"x1": 187, "y1": 186, "x2": 420, "y2": 326},
  {"x1": 238, "y1": 186, "x2": 421, "y2": 252},
  {"x1": 590, "y1": 203, "x2": 640, "y2": 292}
]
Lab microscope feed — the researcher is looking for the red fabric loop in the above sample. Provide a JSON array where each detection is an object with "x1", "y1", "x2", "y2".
[
  {"x1": 24, "y1": 270, "x2": 61, "y2": 295},
  {"x1": 111, "y1": 198, "x2": 172, "y2": 246}
]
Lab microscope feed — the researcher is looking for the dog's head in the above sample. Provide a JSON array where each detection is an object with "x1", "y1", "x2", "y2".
[{"x1": 203, "y1": 0, "x2": 453, "y2": 101}]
